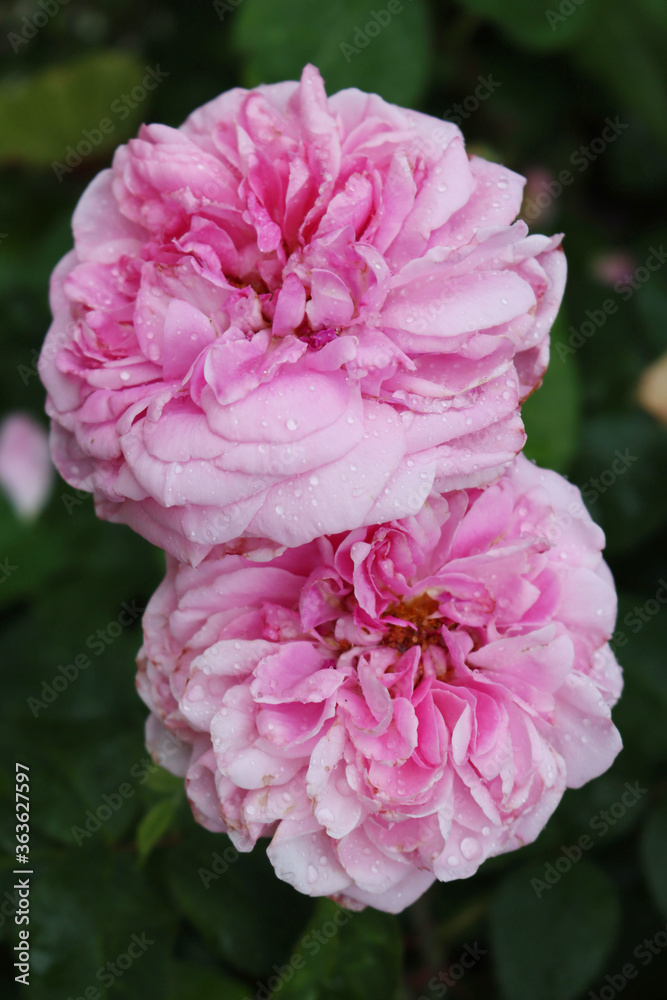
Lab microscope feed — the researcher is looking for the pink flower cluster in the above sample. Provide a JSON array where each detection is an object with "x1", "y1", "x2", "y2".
[
  {"x1": 138, "y1": 456, "x2": 621, "y2": 912},
  {"x1": 40, "y1": 65, "x2": 564, "y2": 564},
  {"x1": 40, "y1": 65, "x2": 621, "y2": 912}
]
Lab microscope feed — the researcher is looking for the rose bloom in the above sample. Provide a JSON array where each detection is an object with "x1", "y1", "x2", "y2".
[
  {"x1": 40, "y1": 65, "x2": 565, "y2": 563},
  {"x1": 137, "y1": 455, "x2": 621, "y2": 913}
]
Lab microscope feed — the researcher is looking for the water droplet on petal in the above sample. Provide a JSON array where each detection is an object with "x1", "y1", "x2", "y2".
[{"x1": 460, "y1": 837, "x2": 480, "y2": 860}]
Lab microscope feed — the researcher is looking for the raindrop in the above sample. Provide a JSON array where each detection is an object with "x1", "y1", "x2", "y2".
[{"x1": 460, "y1": 837, "x2": 480, "y2": 860}]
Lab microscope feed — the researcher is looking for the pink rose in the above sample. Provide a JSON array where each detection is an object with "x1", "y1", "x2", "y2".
[
  {"x1": 40, "y1": 64, "x2": 565, "y2": 564},
  {"x1": 137, "y1": 454, "x2": 621, "y2": 913},
  {"x1": 0, "y1": 412, "x2": 53, "y2": 519}
]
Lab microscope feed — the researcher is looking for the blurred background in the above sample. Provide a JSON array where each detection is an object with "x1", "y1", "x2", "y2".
[{"x1": 1, "y1": 1, "x2": 667, "y2": 997}]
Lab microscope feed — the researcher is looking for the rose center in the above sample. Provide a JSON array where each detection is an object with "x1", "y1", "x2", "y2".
[{"x1": 380, "y1": 594, "x2": 444, "y2": 652}]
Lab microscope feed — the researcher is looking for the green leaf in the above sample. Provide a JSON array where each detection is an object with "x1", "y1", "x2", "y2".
[
  {"x1": 22, "y1": 849, "x2": 174, "y2": 1000},
  {"x1": 573, "y1": 0, "x2": 667, "y2": 151},
  {"x1": 168, "y1": 961, "x2": 249, "y2": 1000},
  {"x1": 0, "y1": 507, "x2": 158, "y2": 725},
  {"x1": 641, "y1": 802, "x2": 667, "y2": 918},
  {"x1": 571, "y1": 413, "x2": 667, "y2": 554},
  {"x1": 0, "y1": 492, "x2": 69, "y2": 610},
  {"x1": 233, "y1": 0, "x2": 431, "y2": 107},
  {"x1": 457, "y1": 0, "x2": 598, "y2": 49},
  {"x1": 280, "y1": 898, "x2": 401, "y2": 1000},
  {"x1": 0, "y1": 720, "x2": 147, "y2": 846},
  {"x1": 612, "y1": 590, "x2": 667, "y2": 764},
  {"x1": 0, "y1": 52, "x2": 148, "y2": 166},
  {"x1": 636, "y1": 272, "x2": 667, "y2": 354},
  {"x1": 163, "y1": 823, "x2": 312, "y2": 978},
  {"x1": 614, "y1": 591, "x2": 667, "y2": 698},
  {"x1": 137, "y1": 796, "x2": 182, "y2": 863},
  {"x1": 544, "y1": 771, "x2": 648, "y2": 855},
  {"x1": 523, "y1": 313, "x2": 581, "y2": 472},
  {"x1": 143, "y1": 766, "x2": 186, "y2": 795},
  {"x1": 636, "y1": 0, "x2": 667, "y2": 24},
  {"x1": 490, "y1": 859, "x2": 620, "y2": 1000}
]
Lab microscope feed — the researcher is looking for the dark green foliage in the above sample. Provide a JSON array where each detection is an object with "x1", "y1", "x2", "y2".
[{"x1": 1, "y1": 1, "x2": 666, "y2": 997}]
